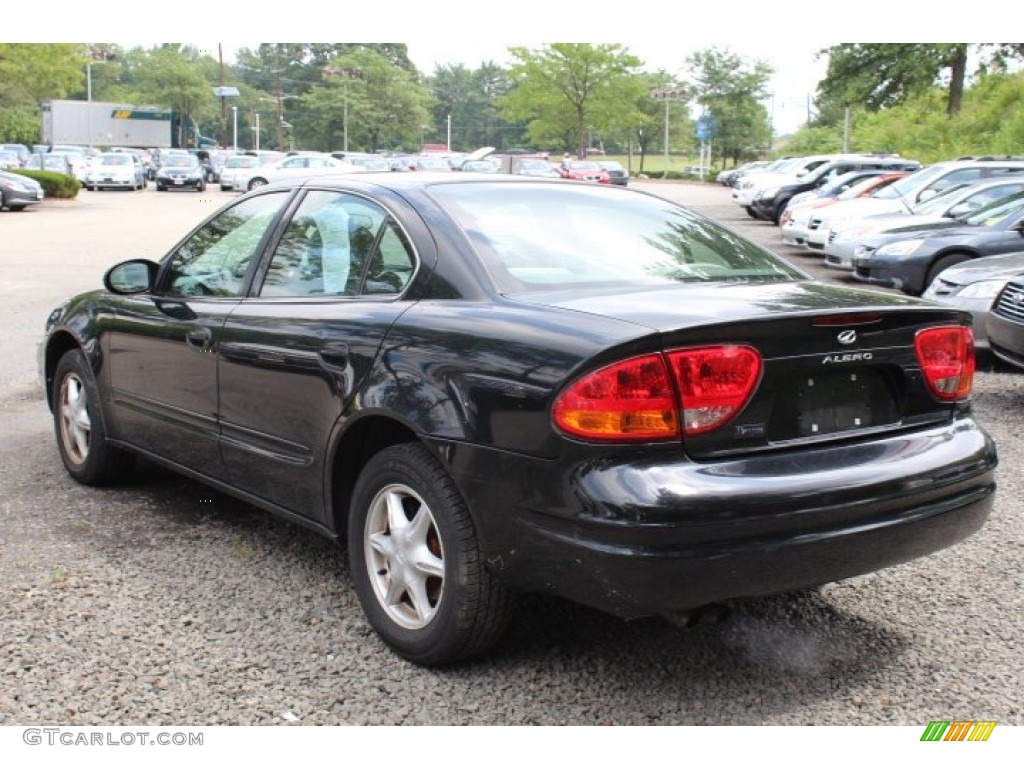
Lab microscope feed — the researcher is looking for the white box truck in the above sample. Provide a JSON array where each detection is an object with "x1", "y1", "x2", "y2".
[{"x1": 42, "y1": 100, "x2": 172, "y2": 148}]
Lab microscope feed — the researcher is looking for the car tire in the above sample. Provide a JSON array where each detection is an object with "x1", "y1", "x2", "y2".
[
  {"x1": 156, "y1": 184, "x2": 166, "y2": 192},
  {"x1": 744, "y1": 206, "x2": 758, "y2": 219},
  {"x1": 247, "y1": 177, "x2": 268, "y2": 191},
  {"x1": 219, "y1": 185, "x2": 230, "y2": 192},
  {"x1": 348, "y1": 443, "x2": 512, "y2": 665},
  {"x1": 922, "y1": 252, "x2": 971, "y2": 296},
  {"x1": 52, "y1": 349, "x2": 135, "y2": 486}
]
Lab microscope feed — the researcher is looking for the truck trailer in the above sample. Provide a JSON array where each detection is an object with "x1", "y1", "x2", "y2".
[{"x1": 41, "y1": 100, "x2": 172, "y2": 149}]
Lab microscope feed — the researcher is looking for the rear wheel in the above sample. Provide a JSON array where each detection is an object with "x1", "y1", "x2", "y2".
[
  {"x1": 52, "y1": 350, "x2": 134, "y2": 485},
  {"x1": 348, "y1": 444, "x2": 512, "y2": 665},
  {"x1": 247, "y1": 177, "x2": 268, "y2": 191}
]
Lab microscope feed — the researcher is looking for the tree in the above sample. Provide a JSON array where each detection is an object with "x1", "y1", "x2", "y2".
[
  {"x1": 815, "y1": 43, "x2": 1024, "y2": 119},
  {"x1": 0, "y1": 43, "x2": 89, "y2": 143},
  {"x1": 498, "y1": 44, "x2": 646, "y2": 157},
  {"x1": 428, "y1": 62, "x2": 527, "y2": 150},
  {"x1": 686, "y1": 48, "x2": 773, "y2": 167},
  {"x1": 133, "y1": 46, "x2": 216, "y2": 147},
  {"x1": 301, "y1": 48, "x2": 432, "y2": 153}
]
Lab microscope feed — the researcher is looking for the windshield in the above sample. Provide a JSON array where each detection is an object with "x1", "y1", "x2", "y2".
[
  {"x1": 97, "y1": 155, "x2": 131, "y2": 166},
  {"x1": 870, "y1": 166, "x2": 942, "y2": 200},
  {"x1": 961, "y1": 192, "x2": 1024, "y2": 226},
  {"x1": 429, "y1": 182, "x2": 804, "y2": 293},
  {"x1": 908, "y1": 183, "x2": 975, "y2": 214},
  {"x1": 837, "y1": 176, "x2": 892, "y2": 200}
]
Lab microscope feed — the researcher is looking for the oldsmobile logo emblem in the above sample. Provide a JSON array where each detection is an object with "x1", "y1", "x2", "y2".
[{"x1": 837, "y1": 329, "x2": 857, "y2": 345}]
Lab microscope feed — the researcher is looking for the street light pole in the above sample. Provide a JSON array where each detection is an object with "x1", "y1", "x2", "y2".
[
  {"x1": 649, "y1": 87, "x2": 687, "y2": 180},
  {"x1": 232, "y1": 106, "x2": 238, "y2": 151}
]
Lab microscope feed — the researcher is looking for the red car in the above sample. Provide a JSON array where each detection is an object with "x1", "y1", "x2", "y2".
[{"x1": 558, "y1": 160, "x2": 611, "y2": 183}]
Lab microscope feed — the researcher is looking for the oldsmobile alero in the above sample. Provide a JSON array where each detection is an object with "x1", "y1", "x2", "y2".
[{"x1": 41, "y1": 173, "x2": 997, "y2": 665}]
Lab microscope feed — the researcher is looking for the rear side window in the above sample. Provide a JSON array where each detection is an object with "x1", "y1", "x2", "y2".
[{"x1": 257, "y1": 190, "x2": 416, "y2": 298}]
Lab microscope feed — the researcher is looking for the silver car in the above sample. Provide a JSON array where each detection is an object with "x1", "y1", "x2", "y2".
[{"x1": 922, "y1": 252, "x2": 1024, "y2": 350}]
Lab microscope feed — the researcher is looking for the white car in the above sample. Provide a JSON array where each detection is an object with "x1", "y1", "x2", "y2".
[
  {"x1": 218, "y1": 154, "x2": 264, "y2": 191},
  {"x1": 232, "y1": 153, "x2": 362, "y2": 192},
  {"x1": 84, "y1": 152, "x2": 147, "y2": 191},
  {"x1": 731, "y1": 155, "x2": 841, "y2": 213}
]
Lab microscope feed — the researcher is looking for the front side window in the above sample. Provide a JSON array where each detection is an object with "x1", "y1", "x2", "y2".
[{"x1": 165, "y1": 192, "x2": 288, "y2": 297}]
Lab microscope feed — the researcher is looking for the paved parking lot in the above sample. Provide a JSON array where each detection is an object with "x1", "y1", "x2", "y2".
[{"x1": 1, "y1": 181, "x2": 1021, "y2": 726}]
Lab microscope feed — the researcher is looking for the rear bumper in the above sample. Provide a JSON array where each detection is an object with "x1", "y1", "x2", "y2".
[{"x1": 454, "y1": 417, "x2": 997, "y2": 618}]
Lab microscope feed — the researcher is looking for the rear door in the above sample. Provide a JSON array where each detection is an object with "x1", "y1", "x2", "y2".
[{"x1": 216, "y1": 189, "x2": 420, "y2": 522}]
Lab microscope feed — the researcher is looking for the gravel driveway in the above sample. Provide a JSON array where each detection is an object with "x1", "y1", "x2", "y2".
[{"x1": 1, "y1": 183, "x2": 1020, "y2": 727}]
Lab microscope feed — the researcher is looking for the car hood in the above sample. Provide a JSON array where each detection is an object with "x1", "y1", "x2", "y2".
[
  {"x1": 513, "y1": 280, "x2": 926, "y2": 332},
  {"x1": 933, "y1": 252, "x2": 1024, "y2": 285}
]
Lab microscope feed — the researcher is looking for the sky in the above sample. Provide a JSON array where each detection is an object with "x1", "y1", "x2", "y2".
[{"x1": 21, "y1": 0, "x2": 971, "y2": 136}]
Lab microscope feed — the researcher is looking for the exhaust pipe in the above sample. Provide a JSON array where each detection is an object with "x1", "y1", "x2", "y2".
[{"x1": 660, "y1": 603, "x2": 731, "y2": 630}]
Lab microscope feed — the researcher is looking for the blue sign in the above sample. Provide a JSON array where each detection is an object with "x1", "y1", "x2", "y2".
[{"x1": 696, "y1": 114, "x2": 717, "y2": 140}]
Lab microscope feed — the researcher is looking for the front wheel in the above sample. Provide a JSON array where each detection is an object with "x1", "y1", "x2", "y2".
[
  {"x1": 247, "y1": 177, "x2": 268, "y2": 191},
  {"x1": 348, "y1": 444, "x2": 511, "y2": 665},
  {"x1": 52, "y1": 350, "x2": 134, "y2": 485},
  {"x1": 921, "y1": 252, "x2": 970, "y2": 296}
]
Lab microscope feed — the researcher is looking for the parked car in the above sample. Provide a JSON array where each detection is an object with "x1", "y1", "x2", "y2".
[
  {"x1": 457, "y1": 158, "x2": 500, "y2": 173},
  {"x1": 717, "y1": 160, "x2": 770, "y2": 187},
  {"x1": 780, "y1": 173, "x2": 908, "y2": 248},
  {"x1": 41, "y1": 175, "x2": 997, "y2": 665},
  {"x1": 558, "y1": 160, "x2": 610, "y2": 183},
  {"x1": 411, "y1": 156, "x2": 452, "y2": 172},
  {"x1": 987, "y1": 276, "x2": 1024, "y2": 369},
  {"x1": 0, "y1": 168, "x2": 44, "y2": 211},
  {"x1": 0, "y1": 150, "x2": 21, "y2": 169},
  {"x1": 749, "y1": 156, "x2": 921, "y2": 224},
  {"x1": 84, "y1": 152, "x2": 148, "y2": 191},
  {"x1": 218, "y1": 154, "x2": 264, "y2": 191},
  {"x1": 0, "y1": 142, "x2": 30, "y2": 166},
  {"x1": 155, "y1": 154, "x2": 206, "y2": 191},
  {"x1": 598, "y1": 160, "x2": 629, "y2": 186},
  {"x1": 242, "y1": 153, "x2": 362, "y2": 190},
  {"x1": 805, "y1": 158, "x2": 1024, "y2": 252},
  {"x1": 922, "y1": 252, "x2": 1024, "y2": 350},
  {"x1": 511, "y1": 157, "x2": 561, "y2": 178},
  {"x1": 25, "y1": 152, "x2": 79, "y2": 179},
  {"x1": 853, "y1": 194, "x2": 1024, "y2": 295},
  {"x1": 732, "y1": 155, "x2": 840, "y2": 214},
  {"x1": 825, "y1": 178, "x2": 1024, "y2": 270}
]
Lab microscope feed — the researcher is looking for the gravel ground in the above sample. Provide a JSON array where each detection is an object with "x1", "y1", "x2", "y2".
[{"x1": 1, "y1": 183, "x2": 1021, "y2": 727}]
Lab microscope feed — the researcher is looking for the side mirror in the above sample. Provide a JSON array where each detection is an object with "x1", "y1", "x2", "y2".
[{"x1": 104, "y1": 259, "x2": 159, "y2": 295}]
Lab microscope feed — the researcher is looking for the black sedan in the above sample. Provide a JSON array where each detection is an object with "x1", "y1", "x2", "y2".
[
  {"x1": 155, "y1": 155, "x2": 206, "y2": 192},
  {"x1": 852, "y1": 194, "x2": 1024, "y2": 295},
  {"x1": 41, "y1": 174, "x2": 997, "y2": 665}
]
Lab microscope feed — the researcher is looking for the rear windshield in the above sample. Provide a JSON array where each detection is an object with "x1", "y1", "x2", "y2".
[{"x1": 429, "y1": 182, "x2": 804, "y2": 292}]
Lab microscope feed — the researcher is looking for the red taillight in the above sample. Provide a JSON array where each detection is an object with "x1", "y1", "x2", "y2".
[
  {"x1": 667, "y1": 346, "x2": 762, "y2": 435},
  {"x1": 915, "y1": 326, "x2": 975, "y2": 400},
  {"x1": 553, "y1": 345, "x2": 762, "y2": 441},
  {"x1": 553, "y1": 354, "x2": 679, "y2": 440}
]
